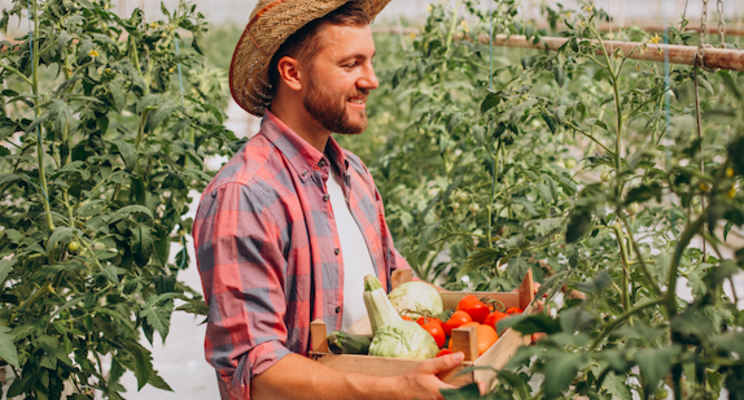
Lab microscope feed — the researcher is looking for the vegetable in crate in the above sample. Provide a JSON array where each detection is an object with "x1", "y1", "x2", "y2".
[
  {"x1": 456, "y1": 295, "x2": 489, "y2": 324},
  {"x1": 368, "y1": 320, "x2": 439, "y2": 359},
  {"x1": 363, "y1": 274, "x2": 402, "y2": 334},
  {"x1": 387, "y1": 281, "x2": 443, "y2": 318},
  {"x1": 327, "y1": 331, "x2": 371, "y2": 355}
]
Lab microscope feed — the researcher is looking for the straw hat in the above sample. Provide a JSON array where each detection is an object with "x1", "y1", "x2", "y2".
[{"x1": 230, "y1": 0, "x2": 391, "y2": 116}]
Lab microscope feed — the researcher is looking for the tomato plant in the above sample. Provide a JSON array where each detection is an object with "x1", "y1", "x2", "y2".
[
  {"x1": 349, "y1": 0, "x2": 744, "y2": 397},
  {"x1": 0, "y1": 0, "x2": 232, "y2": 398}
]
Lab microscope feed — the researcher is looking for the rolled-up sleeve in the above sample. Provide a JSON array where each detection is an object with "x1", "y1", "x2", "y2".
[{"x1": 194, "y1": 183, "x2": 291, "y2": 400}]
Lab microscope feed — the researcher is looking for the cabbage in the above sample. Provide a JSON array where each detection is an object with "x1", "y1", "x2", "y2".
[
  {"x1": 387, "y1": 281, "x2": 443, "y2": 318},
  {"x1": 368, "y1": 320, "x2": 438, "y2": 359}
]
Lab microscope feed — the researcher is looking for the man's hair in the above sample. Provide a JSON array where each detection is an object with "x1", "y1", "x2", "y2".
[{"x1": 268, "y1": 1, "x2": 371, "y2": 91}]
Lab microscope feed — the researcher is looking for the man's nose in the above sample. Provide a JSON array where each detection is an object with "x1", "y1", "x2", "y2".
[{"x1": 359, "y1": 62, "x2": 379, "y2": 90}]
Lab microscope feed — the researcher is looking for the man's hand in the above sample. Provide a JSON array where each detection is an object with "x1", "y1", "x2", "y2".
[{"x1": 389, "y1": 352, "x2": 463, "y2": 400}]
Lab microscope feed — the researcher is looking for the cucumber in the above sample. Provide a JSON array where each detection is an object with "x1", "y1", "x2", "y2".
[{"x1": 327, "y1": 331, "x2": 371, "y2": 355}]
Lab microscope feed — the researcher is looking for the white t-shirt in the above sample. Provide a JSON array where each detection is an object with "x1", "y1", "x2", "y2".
[{"x1": 326, "y1": 169, "x2": 377, "y2": 332}]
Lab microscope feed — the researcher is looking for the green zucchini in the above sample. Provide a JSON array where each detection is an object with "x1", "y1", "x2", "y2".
[{"x1": 327, "y1": 331, "x2": 371, "y2": 355}]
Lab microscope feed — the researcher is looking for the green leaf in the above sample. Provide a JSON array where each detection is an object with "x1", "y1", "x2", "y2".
[
  {"x1": 543, "y1": 351, "x2": 590, "y2": 399},
  {"x1": 710, "y1": 332, "x2": 744, "y2": 358},
  {"x1": 480, "y1": 92, "x2": 502, "y2": 113},
  {"x1": 102, "y1": 265, "x2": 119, "y2": 284},
  {"x1": 559, "y1": 307, "x2": 596, "y2": 333},
  {"x1": 147, "y1": 371, "x2": 174, "y2": 391},
  {"x1": 598, "y1": 349, "x2": 631, "y2": 374},
  {"x1": 575, "y1": 271, "x2": 612, "y2": 294},
  {"x1": 140, "y1": 293, "x2": 179, "y2": 342},
  {"x1": 565, "y1": 207, "x2": 592, "y2": 243},
  {"x1": 124, "y1": 339, "x2": 153, "y2": 390},
  {"x1": 727, "y1": 136, "x2": 744, "y2": 176},
  {"x1": 146, "y1": 102, "x2": 179, "y2": 133},
  {"x1": 542, "y1": 112, "x2": 557, "y2": 134},
  {"x1": 441, "y1": 383, "x2": 481, "y2": 400},
  {"x1": 0, "y1": 258, "x2": 16, "y2": 285},
  {"x1": 602, "y1": 371, "x2": 632, "y2": 400},
  {"x1": 552, "y1": 65, "x2": 566, "y2": 87},
  {"x1": 635, "y1": 345, "x2": 682, "y2": 397},
  {"x1": 497, "y1": 313, "x2": 561, "y2": 336},
  {"x1": 624, "y1": 182, "x2": 662, "y2": 205},
  {"x1": 610, "y1": 321, "x2": 666, "y2": 344},
  {"x1": 46, "y1": 227, "x2": 78, "y2": 253},
  {"x1": 115, "y1": 205, "x2": 154, "y2": 220},
  {"x1": 112, "y1": 139, "x2": 136, "y2": 171},
  {"x1": 703, "y1": 260, "x2": 739, "y2": 288},
  {"x1": 132, "y1": 226, "x2": 154, "y2": 267},
  {"x1": 510, "y1": 99, "x2": 538, "y2": 125},
  {"x1": 0, "y1": 325, "x2": 19, "y2": 368}
]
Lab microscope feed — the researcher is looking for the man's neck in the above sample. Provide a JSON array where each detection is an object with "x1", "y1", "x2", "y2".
[{"x1": 269, "y1": 103, "x2": 331, "y2": 153}]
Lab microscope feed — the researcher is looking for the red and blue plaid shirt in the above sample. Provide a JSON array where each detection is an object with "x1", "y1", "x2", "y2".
[{"x1": 193, "y1": 110, "x2": 410, "y2": 399}]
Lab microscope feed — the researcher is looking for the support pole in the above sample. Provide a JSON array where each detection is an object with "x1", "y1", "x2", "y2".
[{"x1": 490, "y1": 34, "x2": 744, "y2": 72}]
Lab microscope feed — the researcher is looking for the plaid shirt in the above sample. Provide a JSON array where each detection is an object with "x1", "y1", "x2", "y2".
[{"x1": 193, "y1": 110, "x2": 410, "y2": 400}]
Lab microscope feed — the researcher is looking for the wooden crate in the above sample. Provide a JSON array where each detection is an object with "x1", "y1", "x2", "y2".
[{"x1": 309, "y1": 270, "x2": 535, "y2": 389}]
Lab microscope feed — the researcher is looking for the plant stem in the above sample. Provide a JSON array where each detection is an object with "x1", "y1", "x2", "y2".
[
  {"x1": 28, "y1": 0, "x2": 55, "y2": 233},
  {"x1": 609, "y1": 222, "x2": 631, "y2": 312},
  {"x1": 444, "y1": 0, "x2": 463, "y2": 52},
  {"x1": 590, "y1": 297, "x2": 665, "y2": 349},
  {"x1": 618, "y1": 213, "x2": 662, "y2": 296},
  {"x1": 562, "y1": 119, "x2": 614, "y2": 155},
  {"x1": 135, "y1": 108, "x2": 152, "y2": 150},
  {"x1": 486, "y1": 141, "x2": 500, "y2": 249},
  {"x1": 666, "y1": 214, "x2": 706, "y2": 317},
  {"x1": 0, "y1": 63, "x2": 33, "y2": 86},
  {"x1": 590, "y1": 25, "x2": 624, "y2": 192}
]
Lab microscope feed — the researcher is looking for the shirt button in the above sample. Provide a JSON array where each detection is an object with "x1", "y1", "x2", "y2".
[
  {"x1": 302, "y1": 170, "x2": 308, "y2": 177},
  {"x1": 318, "y1": 159, "x2": 327, "y2": 167},
  {"x1": 323, "y1": 194, "x2": 330, "y2": 201},
  {"x1": 334, "y1": 248, "x2": 340, "y2": 255},
  {"x1": 335, "y1": 306, "x2": 341, "y2": 314}
]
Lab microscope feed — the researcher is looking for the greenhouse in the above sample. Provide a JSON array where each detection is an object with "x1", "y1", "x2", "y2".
[{"x1": 0, "y1": 0, "x2": 743, "y2": 399}]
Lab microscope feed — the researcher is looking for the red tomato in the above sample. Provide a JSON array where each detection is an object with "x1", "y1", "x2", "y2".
[
  {"x1": 442, "y1": 310, "x2": 472, "y2": 336},
  {"x1": 457, "y1": 295, "x2": 489, "y2": 323},
  {"x1": 483, "y1": 310, "x2": 508, "y2": 330},
  {"x1": 475, "y1": 324, "x2": 498, "y2": 356},
  {"x1": 402, "y1": 315, "x2": 414, "y2": 322},
  {"x1": 436, "y1": 348, "x2": 453, "y2": 357},
  {"x1": 421, "y1": 322, "x2": 446, "y2": 348},
  {"x1": 505, "y1": 307, "x2": 523, "y2": 315},
  {"x1": 416, "y1": 316, "x2": 443, "y2": 326}
]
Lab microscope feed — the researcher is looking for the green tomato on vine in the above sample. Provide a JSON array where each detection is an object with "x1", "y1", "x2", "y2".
[{"x1": 68, "y1": 241, "x2": 80, "y2": 253}]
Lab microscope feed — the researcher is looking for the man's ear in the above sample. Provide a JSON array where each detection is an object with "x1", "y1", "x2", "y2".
[{"x1": 276, "y1": 56, "x2": 303, "y2": 92}]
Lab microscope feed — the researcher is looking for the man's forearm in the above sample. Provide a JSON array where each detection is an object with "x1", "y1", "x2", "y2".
[
  {"x1": 251, "y1": 353, "x2": 397, "y2": 400},
  {"x1": 251, "y1": 352, "x2": 464, "y2": 400}
]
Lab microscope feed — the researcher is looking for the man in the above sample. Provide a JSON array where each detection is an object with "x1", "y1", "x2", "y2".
[{"x1": 192, "y1": 1, "x2": 467, "y2": 399}]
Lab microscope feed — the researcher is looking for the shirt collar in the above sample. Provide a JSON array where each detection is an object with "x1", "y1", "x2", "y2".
[{"x1": 260, "y1": 109, "x2": 350, "y2": 183}]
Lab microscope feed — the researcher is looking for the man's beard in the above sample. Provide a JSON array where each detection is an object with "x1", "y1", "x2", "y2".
[{"x1": 303, "y1": 76, "x2": 368, "y2": 135}]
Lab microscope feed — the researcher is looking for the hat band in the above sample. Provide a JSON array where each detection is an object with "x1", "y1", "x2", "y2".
[
  {"x1": 247, "y1": 31, "x2": 268, "y2": 56},
  {"x1": 247, "y1": 0, "x2": 293, "y2": 30}
]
